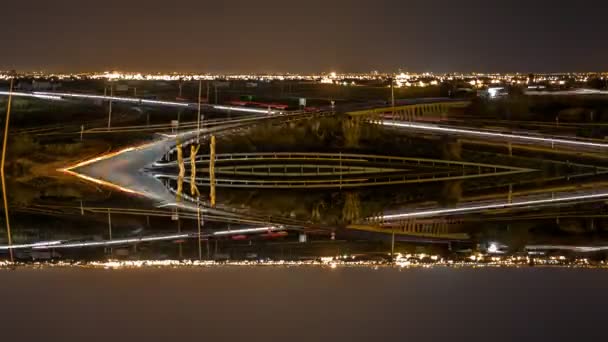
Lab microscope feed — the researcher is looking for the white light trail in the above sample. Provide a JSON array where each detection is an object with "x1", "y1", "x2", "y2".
[
  {"x1": 377, "y1": 192, "x2": 608, "y2": 221},
  {"x1": 33, "y1": 91, "x2": 190, "y2": 107},
  {"x1": 20, "y1": 226, "x2": 284, "y2": 250},
  {"x1": 2, "y1": 90, "x2": 292, "y2": 114},
  {"x1": 211, "y1": 105, "x2": 281, "y2": 115},
  {"x1": 213, "y1": 226, "x2": 282, "y2": 236},
  {"x1": 32, "y1": 234, "x2": 190, "y2": 250},
  {"x1": 0, "y1": 240, "x2": 63, "y2": 250},
  {"x1": 525, "y1": 89, "x2": 608, "y2": 96},
  {"x1": 380, "y1": 121, "x2": 608, "y2": 149},
  {"x1": 0, "y1": 91, "x2": 62, "y2": 101},
  {"x1": 526, "y1": 245, "x2": 608, "y2": 253}
]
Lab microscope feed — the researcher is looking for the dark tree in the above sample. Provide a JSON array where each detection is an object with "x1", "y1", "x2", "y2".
[{"x1": 587, "y1": 77, "x2": 607, "y2": 89}]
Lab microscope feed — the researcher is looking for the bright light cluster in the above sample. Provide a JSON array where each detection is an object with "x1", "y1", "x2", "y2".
[
  {"x1": 1, "y1": 71, "x2": 604, "y2": 90},
  {"x1": 1, "y1": 254, "x2": 606, "y2": 270}
]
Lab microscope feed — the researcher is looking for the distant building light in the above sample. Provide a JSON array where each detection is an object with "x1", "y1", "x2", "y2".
[{"x1": 487, "y1": 87, "x2": 505, "y2": 98}]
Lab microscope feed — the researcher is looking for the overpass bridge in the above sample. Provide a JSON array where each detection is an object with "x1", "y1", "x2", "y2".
[
  {"x1": 347, "y1": 220, "x2": 470, "y2": 241},
  {"x1": 49, "y1": 94, "x2": 608, "y2": 222},
  {"x1": 347, "y1": 101, "x2": 471, "y2": 121},
  {"x1": 2, "y1": 89, "x2": 473, "y2": 119},
  {"x1": 152, "y1": 152, "x2": 532, "y2": 189}
]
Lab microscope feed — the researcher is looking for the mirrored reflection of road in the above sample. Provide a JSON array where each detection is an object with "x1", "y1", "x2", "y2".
[{"x1": 4, "y1": 95, "x2": 608, "y2": 267}]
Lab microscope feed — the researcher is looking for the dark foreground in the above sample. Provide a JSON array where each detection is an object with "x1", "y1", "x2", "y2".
[{"x1": 0, "y1": 267, "x2": 606, "y2": 341}]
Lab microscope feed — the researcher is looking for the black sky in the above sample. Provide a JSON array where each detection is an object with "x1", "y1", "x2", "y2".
[{"x1": 2, "y1": 0, "x2": 608, "y2": 73}]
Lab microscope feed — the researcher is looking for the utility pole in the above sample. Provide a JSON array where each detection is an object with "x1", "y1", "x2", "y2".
[
  {"x1": 107, "y1": 209, "x2": 113, "y2": 256},
  {"x1": 197, "y1": 204, "x2": 202, "y2": 260},
  {"x1": 197, "y1": 80, "x2": 202, "y2": 143},
  {"x1": 108, "y1": 209, "x2": 112, "y2": 240},
  {"x1": 1, "y1": 79, "x2": 14, "y2": 262},
  {"x1": 390, "y1": 77, "x2": 395, "y2": 119},
  {"x1": 107, "y1": 85, "x2": 113, "y2": 129},
  {"x1": 391, "y1": 226, "x2": 395, "y2": 260},
  {"x1": 210, "y1": 135, "x2": 216, "y2": 207},
  {"x1": 177, "y1": 218, "x2": 182, "y2": 259},
  {"x1": 197, "y1": 80, "x2": 204, "y2": 260}
]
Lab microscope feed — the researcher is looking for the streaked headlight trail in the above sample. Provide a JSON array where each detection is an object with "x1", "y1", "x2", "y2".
[
  {"x1": 375, "y1": 191, "x2": 608, "y2": 221},
  {"x1": 380, "y1": 120, "x2": 608, "y2": 149}
]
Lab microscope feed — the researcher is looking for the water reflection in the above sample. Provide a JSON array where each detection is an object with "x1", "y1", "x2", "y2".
[{"x1": 3, "y1": 92, "x2": 608, "y2": 268}]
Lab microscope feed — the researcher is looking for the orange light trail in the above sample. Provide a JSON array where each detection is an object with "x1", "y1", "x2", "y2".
[
  {"x1": 61, "y1": 169, "x2": 143, "y2": 195},
  {"x1": 59, "y1": 142, "x2": 158, "y2": 196},
  {"x1": 61, "y1": 147, "x2": 136, "y2": 171}
]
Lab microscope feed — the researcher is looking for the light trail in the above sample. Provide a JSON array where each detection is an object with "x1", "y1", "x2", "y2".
[
  {"x1": 213, "y1": 226, "x2": 281, "y2": 236},
  {"x1": 33, "y1": 91, "x2": 190, "y2": 107},
  {"x1": 0, "y1": 240, "x2": 62, "y2": 250},
  {"x1": 62, "y1": 147, "x2": 136, "y2": 171},
  {"x1": 31, "y1": 234, "x2": 190, "y2": 250},
  {"x1": 61, "y1": 169, "x2": 144, "y2": 195},
  {"x1": 526, "y1": 245, "x2": 608, "y2": 253},
  {"x1": 211, "y1": 105, "x2": 282, "y2": 115},
  {"x1": 0, "y1": 91, "x2": 62, "y2": 101},
  {"x1": 2, "y1": 90, "x2": 288, "y2": 115},
  {"x1": 1, "y1": 226, "x2": 286, "y2": 251},
  {"x1": 525, "y1": 89, "x2": 608, "y2": 96},
  {"x1": 59, "y1": 145, "x2": 152, "y2": 196},
  {"x1": 376, "y1": 192, "x2": 608, "y2": 221},
  {"x1": 380, "y1": 121, "x2": 608, "y2": 149}
]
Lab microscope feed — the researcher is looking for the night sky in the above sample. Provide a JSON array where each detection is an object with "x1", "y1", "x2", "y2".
[
  {"x1": 2, "y1": 0, "x2": 608, "y2": 73},
  {"x1": 1, "y1": 268, "x2": 607, "y2": 341}
]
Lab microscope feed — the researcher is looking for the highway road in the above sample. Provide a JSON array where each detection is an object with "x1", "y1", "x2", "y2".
[
  {"x1": 63, "y1": 109, "x2": 334, "y2": 223},
  {"x1": 11, "y1": 89, "x2": 605, "y2": 223},
  {"x1": 63, "y1": 108, "x2": 608, "y2": 220},
  {"x1": 0, "y1": 226, "x2": 284, "y2": 251},
  {"x1": 0, "y1": 90, "x2": 287, "y2": 115}
]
